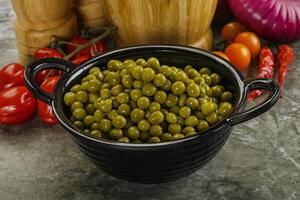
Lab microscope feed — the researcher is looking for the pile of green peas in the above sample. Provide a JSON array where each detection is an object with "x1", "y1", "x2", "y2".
[{"x1": 63, "y1": 57, "x2": 233, "y2": 143}]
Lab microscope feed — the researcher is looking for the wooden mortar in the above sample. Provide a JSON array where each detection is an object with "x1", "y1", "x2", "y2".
[{"x1": 103, "y1": 0, "x2": 218, "y2": 50}]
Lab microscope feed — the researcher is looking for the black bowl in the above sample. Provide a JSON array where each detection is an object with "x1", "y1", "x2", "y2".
[{"x1": 24, "y1": 45, "x2": 279, "y2": 183}]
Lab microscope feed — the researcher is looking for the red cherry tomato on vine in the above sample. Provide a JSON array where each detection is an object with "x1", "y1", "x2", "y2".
[
  {"x1": 71, "y1": 55, "x2": 91, "y2": 65},
  {"x1": 33, "y1": 47, "x2": 64, "y2": 85},
  {"x1": 0, "y1": 63, "x2": 25, "y2": 90},
  {"x1": 37, "y1": 76, "x2": 60, "y2": 125},
  {"x1": 0, "y1": 86, "x2": 36, "y2": 125}
]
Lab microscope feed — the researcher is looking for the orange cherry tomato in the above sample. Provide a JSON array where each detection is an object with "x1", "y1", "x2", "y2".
[
  {"x1": 222, "y1": 22, "x2": 246, "y2": 42},
  {"x1": 225, "y1": 43, "x2": 251, "y2": 70},
  {"x1": 235, "y1": 32, "x2": 261, "y2": 58},
  {"x1": 212, "y1": 51, "x2": 230, "y2": 61}
]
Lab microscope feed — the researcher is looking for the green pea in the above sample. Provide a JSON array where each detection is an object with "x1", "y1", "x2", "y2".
[
  {"x1": 90, "y1": 130, "x2": 102, "y2": 138},
  {"x1": 161, "y1": 133, "x2": 172, "y2": 142},
  {"x1": 94, "y1": 110, "x2": 105, "y2": 122},
  {"x1": 159, "y1": 65, "x2": 172, "y2": 77},
  {"x1": 193, "y1": 77, "x2": 205, "y2": 85},
  {"x1": 133, "y1": 80, "x2": 143, "y2": 89},
  {"x1": 84, "y1": 129, "x2": 91, "y2": 134},
  {"x1": 170, "y1": 106, "x2": 180, "y2": 114},
  {"x1": 130, "y1": 108, "x2": 145, "y2": 123},
  {"x1": 166, "y1": 112, "x2": 177, "y2": 124},
  {"x1": 154, "y1": 73, "x2": 167, "y2": 87},
  {"x1": 171, "y1": 81, "x2": 186, "y2": 95},
  {"x1": 150, "y1": 125, "x2": 163, "y2": 137},
  {"x1": 107, "y1": 109, "x2": 119, "y2": 120},
  {"x1": 85, "y1": 104, "x2": 95, "y2": 114},
  {"x1": 201, "y1": 102, "x2": 217, "y2": 115},
  {"x1": 140, "y1": 132, "x2": 151, "y2": 142},
  {"x1": 137, "y1": 97, "x2": 150, "y2": 110},
  {"x1": 182, "y1": 127, "x2": 195, "y2": 135},
  {"x1": 218, "y1": 102, "x2": 233, "y2": 116},
  {"x1": 99, "y1": 119, "x2": 112, "y2": 133},
  {"x1": 111, "y1": 84, "x2": 124, "y2": 96},
  {"x1": 154, "y1": 90, "x2": 167, "y2": 104},
  {"x1": 76, "y1": 91, "x2": 88, "y2": 103},
  {"x1": 221, "y1": 91, "x2": 233, "y2": 102},
  {"x1": 178, "y1": 94, "x2": 187, "y2": 107},
  {"x1": 197, "y1": 120, "x2": 209, "y2": 133},
  {"x1": 128, "y1": 126, "x2": 140, "y2": 140},
  {"x1": 112, "y1": 115, "x2": 127, "y2": 129},
  {"x1": 179, "y1": 106, "x2": 191, "y2": 118},
  {"x1": 107, "y1": 60, "x2": 122, "y2": 72},
  {"x1": 205, "y1": 112, "x2": 219, "y2": 125},
  {"x1": 147, "y1": 137, "x2": 161, "y2": 143},
  {"x1": 73, "y1": 121, "x2": 84, "y2": 130},
  {"x1": 122, "y1": 74, "x2": 133, "y2": 88},
  {"x1": 131, "y1": 65, "x2": 143, "y2": 80},
  {"x1": 73, "y1": 107, "x2": 86, "y2": 120},
  {"x1": 81, "y1": 74, "x2": 96, "y2": 83},
  {"x1": 118, "y1": 137, "x2": 130, "y2": 143},
  {"x1": 211, "y1": 85, "x2": 224, "y2": 98},
  {"x1": 186, "y1": 68, "x2": 199, "y2": 79},
  {"x1": 186, "y1": 132, "x2": 197, "y2": 137},
  {"x1": 177, "y1": 116, "x2": 185, "y2": 126},
  {"x1": 109, "y1": 129, "x2": 124, "y2": 140},
  {"x1": 165, "y1": 94, "x2": 178, "y2": 107},
  {"x1": 94, "y1": 71, "x2": 104, "y2": 81},
  {"x1": 129, "y1": 100, "x2": 137, "y2": 109},
  {"x1": 210, "y1": 73, "x2": 221, "y2": 86},
  {"x1": 148, "y1": 111, "x2": 164, "y2": 124},
  {"x1": 116, "y1": 92, "x2": 130, "y2": 104},
  {"x1": 146, "y1": 57, "x2": 160, "y2": 71},
  {"x1": 101, "y1": 83, "x2": 110, "y2": 89},
  {"x1": 89, "y1": 93, "x2": 99, "y2": 103},
  {"x1": 104, "y1": 72, "x2": 120, "y2": 86},
  {"x1": 91, "y1": 122, "x2": 100, "y2": 130},
  {"x1": 186, "y1": 97, "x2": 199, "y2": 109},
  {"x1": 175, "y1": 71, "x2": 188, "y2": 82},
  {"x1": 83, "y1": 115, "x2": 96, "y2": 127},
  {"x1": 141, "y1": 68, "x2": 155, "y2": 82},
  {"x1": 117, "y1": 104, "x2": 131, "y2": 116},
  {"x1": 160, "y1": 79, "x2": 172, "y2": 91},
  {"x1": 100, "y1": 88, "x2": 111, "y2": 99},
  {"x1": 185, "y1": 116, "x2": 198, "y2": 127},
  {"x1": 195, "y1": 111, "x2": 205, "y2": 120},
  {"x1": 168, "y1": 123, "x2": 182, "y2": 134},
  {"x1": 202, "y1": 74, "x2": 212, "y2": 86},
  {"x1": 142, "y1": 83, "x2": 157, "y2": 96},
  {"x1": 187, "y1": 83, "x2": 200, "y2": 97},
  {"x1": 71, "y1": 101, "x2": 83, "y2": 111},
  {"x1": 64, "y1": 92, "x2": 76, "y2": 105},
  {"x1": 172, "y1": 133, "x2": 185, "y2": 141},
  {"x1": 199, "y1": 67, "x2": 211, "y2": 75},
  {"x1": 132, "y1": 139, "x2": 142, "y2": 144},
  {"x1": 136, "y1": 58, "x2": 147, "y2": 66},
  {"x1": 138, "y1": 120, "x2": 151, "y2": 131},
  {"x1": 70, "y1": 84, "x2": 82, "y2": 93},
  {"x1": 149, "y1": 102, "x2": 161, "y2": 113},
  {"x1": 184, "y1": 65, "x2": 193, "y2": 73}
]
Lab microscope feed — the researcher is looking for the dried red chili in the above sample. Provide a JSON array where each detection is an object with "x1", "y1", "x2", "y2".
[
  {"x1": 248, "y1": 47, "x2": 275, "y2": 101},
  {"x1": 277, "y1": 44, "x2": 294, "y2": 88}
]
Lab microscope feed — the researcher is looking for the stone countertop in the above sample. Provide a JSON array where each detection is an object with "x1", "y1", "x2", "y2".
[{"x1": 0, "y1": 1, "x2": 299, "y2": 200}]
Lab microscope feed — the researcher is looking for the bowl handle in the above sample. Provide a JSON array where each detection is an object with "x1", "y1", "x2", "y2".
[
  {"x1": 227, "y1": 78, "x2": 280, "y2": 126},
  {"x1": 24, "y1": 58, "x2": 76, "y2": 105}
]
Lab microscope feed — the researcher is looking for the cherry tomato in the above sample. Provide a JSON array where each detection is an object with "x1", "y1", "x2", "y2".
[
  {"x1": 33, "y1": 48, "x2": 64, "y2": 85},
  {"x1": 0, "y1": 86, "x2": 36, "y2": 125},
  {"x1": 37, "y1": 76, "x2": 60, "y2": 125},
  {"x1": 67, "y1": 36, "x2": 107, "y2": 58},
  {"x1": 0, "y1": 63, "x2": 25, "y2": 90},
  {"x1": 225, "y1": 43, "x2": 251, "y2": 70},
  {"x1": 212, "y1": 51, "x2": 230, "y2": 61},
  {"x1": 235, "y1": 32, "x2": 261, "y2": 58},
  {"x1": 71, "y1": 55, "x2": 91, "y2": 65},
  {"x1": 222, "y1": 22, "x2": 246, "y2": 42},
  {"x1": 34, "y1": 47, "x2": 64, "y2": 60}
]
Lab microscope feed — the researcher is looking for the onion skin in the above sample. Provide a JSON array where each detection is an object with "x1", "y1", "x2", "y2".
[{"x1": 227, "y1": 0, "x2": 300, "y2": 42}]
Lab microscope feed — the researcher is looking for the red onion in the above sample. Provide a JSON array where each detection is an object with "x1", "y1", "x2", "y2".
[{"x1": 227, "y1": 0, "x2": 300, "y2": 42}]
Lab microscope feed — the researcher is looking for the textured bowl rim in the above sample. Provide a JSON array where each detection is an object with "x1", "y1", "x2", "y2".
[{"x1": 52, "y1": 45, "x2": 245, "y2": 148}]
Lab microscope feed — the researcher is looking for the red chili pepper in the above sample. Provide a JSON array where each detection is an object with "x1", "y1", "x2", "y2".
[
  {"x1": 0, "y1": 63, "x2": 25, "y2": 90},
  {"x1": 33, "y1": 47, "x2": 64, "y2": 85},
  {"x1": 71, "y1": 54, "x2": 91, "y2": 65},
  {"x1": 37, "y1": 76, "x2": 60, "y2": 125},
  {"x1": 277, "y1": 44, "x2": 294, "y2": 88},
  {"x1": 67, "y1": 36, "x2": 107, "y2": 59},
  {"x1": 248, "y1": 47, "x2": 275, "y2": 101},
  {"x1": 0, "y1": 86, "x2": 36, "y2": 125}
]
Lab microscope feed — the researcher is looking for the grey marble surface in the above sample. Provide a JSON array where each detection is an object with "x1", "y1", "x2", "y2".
[{"x1": 0, "y1": 0, "x2": 299, "y2": 200}]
